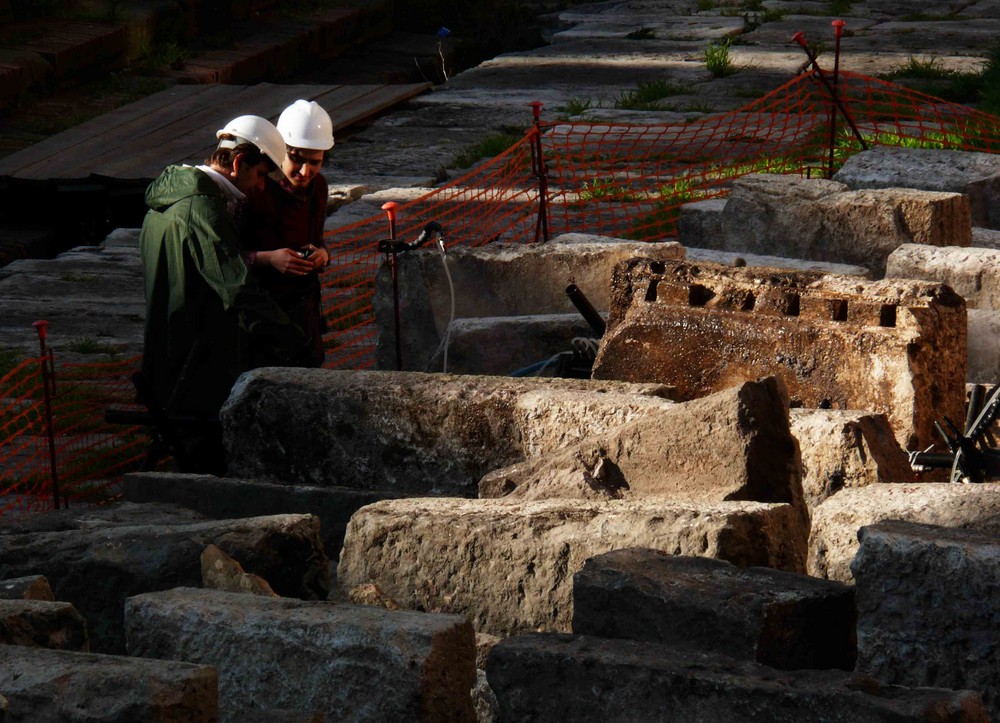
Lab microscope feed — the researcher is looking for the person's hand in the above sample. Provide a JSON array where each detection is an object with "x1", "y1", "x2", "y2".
[
  {"x1": 302, "y1": 245, "x2": 329, "y2": 270},
  {"x1": 260, "y1": 248, "x2": 314, "y2": 276}
]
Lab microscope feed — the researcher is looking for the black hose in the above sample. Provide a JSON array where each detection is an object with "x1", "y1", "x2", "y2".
[{"x1": 566, "y1": 283, "x2": 606, "y2": 337}]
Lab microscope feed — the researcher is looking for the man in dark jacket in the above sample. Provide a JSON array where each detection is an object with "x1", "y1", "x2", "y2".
[{"x1": 139, "y1": 115, "x2": 309, "y2": 473}]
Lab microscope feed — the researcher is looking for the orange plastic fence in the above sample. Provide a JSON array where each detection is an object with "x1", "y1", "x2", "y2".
[{"x1": 3, "y1": 70, "x2": 1000, "y2": 518}]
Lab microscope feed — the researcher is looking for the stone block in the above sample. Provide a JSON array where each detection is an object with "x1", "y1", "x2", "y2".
[
  {"x1": 572, "y1": 550, "x2": 856, "y2": 670},
  {"x1": 834, "y1": 146, "x2": 1000, "y2": 229},
  {"x1": 717, "y1": 173, "x2": 848, "y2": 256},
  {"x1": 0, "y1": 645, "x2": 217, "y2": 722},
  {"x1": 714, "y1": 175, "x2": 970, "y2": 276},
  {"x1": 479, "y1": 379, "x2": 806, "y2": 531},
  {"x1": 0, "y1": 575, "x2": 54, "y2": 601},
  {"x1": 808, "y1": 483, "x2": 1000, "y2": 583},
  {"x1": 886, "y1": 243, "x2": 1000, "y2": 310},
  {"x1": 337, "y1": 496, "x2": 808, "y2": 637},
  {"x1": 592, "y1": 258, "x2": 967, "y2": 452},
  {"x1": 677, "y1": 197, "x2": 726, "y2": 248},
  {"x1": 972, "y1": 226, "x2": 1000, "y2": 250},
  {"x1": 125, "y1": 587, "x2": 476, "y2": 722},
  {"x1": 968, "y1": 309, "x2": 1000, "y2": 384},
  {"x1": 123, "y1": 472, "x2": 407, "y2": 560},
  {"x1": 440, "y1": 313, "x2": 598, "y2": 376},
  {"x1": 0, "y1": 599, "x2": 89, "y2": 651},
  {"x1": 790, "y1": 408, "x2": 911, "y2": 510},
  {"x1": 815, "y1": 188, "x2": 971, "y2": 275},
  {"x1": 0, "y1": 505, "x2": 329, "y2": 653},
  {"x1": 486, "y1": 634, "x2": 987, "y2": 722},
  {"x1": 373, "y1": 240, "x2": 684, "y2": 372},
  {"x1": 686, "y1": 245, "x2": 871, "y2": 277},
  {"x1": 223, "y1": 368, "x2": 673, "y2": 496},
  {"x1": 853, "y1": 520, "x2": 1000, "y2": 720}
]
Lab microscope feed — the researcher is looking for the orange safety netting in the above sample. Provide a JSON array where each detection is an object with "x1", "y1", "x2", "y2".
[{"x1": 2, "y1": 70, "x2": 999, "y2": 518}]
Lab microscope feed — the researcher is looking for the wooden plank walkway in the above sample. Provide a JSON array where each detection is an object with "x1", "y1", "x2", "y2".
[{"x1": 0, "y1": 81, "x2": 431, "y2": 182}]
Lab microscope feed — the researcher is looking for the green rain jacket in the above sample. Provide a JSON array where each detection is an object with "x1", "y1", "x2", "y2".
[{"x1": 139, "y1": 165, "x2": 308, "y2": 417}]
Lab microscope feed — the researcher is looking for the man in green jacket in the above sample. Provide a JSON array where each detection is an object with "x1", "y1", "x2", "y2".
[{"x1": 139, "y1": 114, "x2": 309, "y2": 473}]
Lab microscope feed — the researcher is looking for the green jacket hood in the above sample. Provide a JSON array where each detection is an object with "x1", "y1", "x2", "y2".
[{"x1": 145, "y1": 165, "x2": 224, "y2": 212}]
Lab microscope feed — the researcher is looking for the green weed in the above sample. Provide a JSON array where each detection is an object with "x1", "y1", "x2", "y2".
[
  {"x1": 452, "y1": 131, "x2": 523, "y2": 168},
  {"x1": 705, "y1": 39, "x2": 736, "y2": 78},
  {"x1": 614, "y1": 79, "x2": 693, "y2": 110},
  {"x1": 66, "y1": 338, "x2": 120, "y2": 357},
  {"x1": 555, "y1": 97, "x2": 595, "y2": 118},
  {"x1": 626, "y1": 27, "x2": 656, "y2": 40}
]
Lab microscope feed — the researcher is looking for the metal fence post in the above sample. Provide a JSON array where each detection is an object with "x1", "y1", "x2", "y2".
[
  {"x1": 529, "y1": 100, "x2": 550, "y2": 243},
  {"x1": 32, "y1": 320, "x2": 61, "y2": 510}
]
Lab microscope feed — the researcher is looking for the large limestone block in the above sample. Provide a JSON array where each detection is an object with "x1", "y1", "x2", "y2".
[
  {"x1": 337, "y1": 496, "x2": 808, "y2": 637},
  {"x1": 814, "y1": 188, "x2": 971, "y2": 275},
  {"x1": 373, "y1": 240, "x2": 685, "y2": 371},
  {"x1": 480, "y1": 379, "x2": 805, "y2": 526},
  {"x1": 593, "y1": 258, "x2": 967, "y2": 452},
  {"x1": 486, "y1": 633, "x2": 987, "y2": 722},
  {"x1": 834, "y1": 147, "x2": 1000, "y2": 229},
  {"x1": 886, "y1": 243, "x2": 1000, "y2": 310},
  {"x1": 0, "y1": 505, "x2": 329, "y2": 653},
  {"x1": 572, "y1": 550, "x2": 856, "y2": 671},
  {"x1": 0, "y1": 576, "x2": 54, "y2": 601},
  {"x1": 440, "y1": 313, "x2": 598, "y2": 376},
  {"x1": 686, "y1": 245, "x2": 872, "y2": 277},
  {"x1": 790, "y1": 408, "x2": 911, "y2": 510},
  {"x1": 853, "y1": 520, "x2": 1000, "y2": 720},
  {"x1": 718, "y1": 175, "x2": 970, "y2": 275},
  {"x1": 718, "y1": 173, "x2": 848, "y2": 255},
  {"x1": 223, "y1": 368, "x2": 673, "y2": 496},
  {"x1": 123, "y1": 472, "x2": 407, "y2": 561},
  {"x1": 0, "y1": 645, "x2": 217, "y2": 723},
  {"x1": 808, "y1": 483, "x2": 1000, "y2": 583},
  {"x1": 968, "y1": 309, "x2": 1000, "y2": 384},
  {"x1": 0, "y1": 599, "x2": 89, "y2": 651},
  {"x1": 125, "y1": 588, "x2": 476, "y2": 723}
]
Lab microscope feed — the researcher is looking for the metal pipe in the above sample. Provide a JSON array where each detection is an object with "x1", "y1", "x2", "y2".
[{"x1": 566, "y1": 283, "x2": 606, "y2": 337}]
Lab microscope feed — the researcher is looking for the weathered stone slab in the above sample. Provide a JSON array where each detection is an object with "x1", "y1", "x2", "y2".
[
  {"x1": 123, "y1": 472, "x2": 407, "y2": 561},
  {"x1": 717, "y1": 173, "x2": 847, "y2": 255},
  {"x1": 968, "y1": 309, "x2": 1000, "y2": 384},
  {"x1": 373, "y1": 240, "x2": 685, "y2": 372},
  {"x1": 808, "y1": 483, "x2": 1000, "y2": 583},
  {"x1": 125, "y1": 587, "x2": 476, "y2": 723},
  {"x1": 790, "y1": 408, "x2": 911, "y2": 510},
  {"x1": 814, "y1": 188, "x2": 972, "y2": 274},
  {"x1": 686, "y1": 245, "x2": 871, "y2": 277},
  {"x1": 479, "y1": 379, "x2": 806, "y2": 529},
  {"x1": 853, "y1": 520, "x2": 1000, "y2": 720},
  {"x1": 0, "y1": 575, "x2": 54, "y2": 601},
  {"x1": 717, "y1": 175, "x2": 970, "y2": 275},
  {"x1": 572, "y1": 549, "x2": 856, "y2": 670},
  {"x1": 441, "y1": 313, "x2": 598, "y2": 376},
  {"x1": 223, "y1": 368, "x2": 673, "y2": 496},
  {"x1": 886, "y1": 243, "x2": 1000, "y2": 310},
  {"x1": 592, "y1": 258, "x2": 967, "y2": 452},
  {"x1": 972, "y1": 226, "x2": 1000, "y2": 250},
  {"x1": 337, "y1": 496, "x2": 808, "y2": 637},
  {"x1": 677, "y1": 197, "x2": 725, "y2": 248},
  {"x1": 486, "y1": 633, "x2": 988, "y2": 722},
  {"x1": 0, "y1": 599, "x2": 89, "y2": 651},
  {"x1": 834, "y1": 147, "x2": 1000, "y2": 229},
  {"x1": 0, "y1": 644, "x2": 217, "y2": 722},
  {"x1": 0, "y1": 505, "x2": 329, "y2": 653}
]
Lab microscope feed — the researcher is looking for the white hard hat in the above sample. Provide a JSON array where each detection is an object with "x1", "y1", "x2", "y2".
[
  {"x1": 277, "y1": 100, "x2": 334, "y2": 151},
  {"x1": 215, "y1": 115, "x2": 286, "y2": 168}
]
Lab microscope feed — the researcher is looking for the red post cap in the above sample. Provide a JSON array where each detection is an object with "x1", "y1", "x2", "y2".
[
  {"x1": 832, "y1": 19, "x2": 846, "y2": 36},
  {"x1": 529, "y1": 100, "x2": 543, "y2": 122},
  {"x1": 32, "y1": 320, "x2": 48, "y2": 340},
  {"x1": 791, "y1": 31, "x2": 807, "y2": 48},
  {"x1": 381, "y1": 201, "x2": 398, "y2": 222}
]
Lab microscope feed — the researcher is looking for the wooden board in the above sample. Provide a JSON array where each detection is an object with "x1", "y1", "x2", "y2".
[{"x1": 0, "y1": 81, "x2": 431, "y2": 182}]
